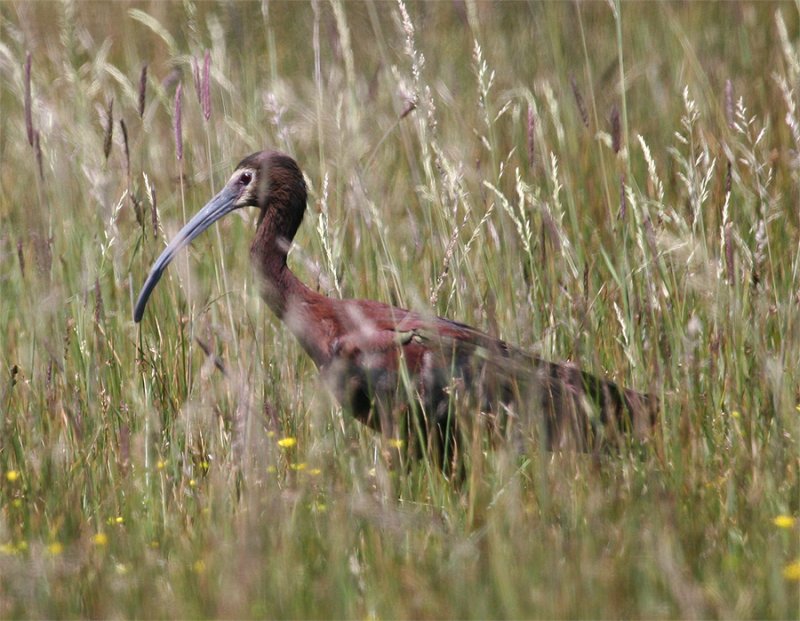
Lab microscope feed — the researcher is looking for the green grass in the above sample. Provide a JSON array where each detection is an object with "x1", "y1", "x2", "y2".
[{"x1": 1, "y1": 1, "x2": 799, "y2": 617}]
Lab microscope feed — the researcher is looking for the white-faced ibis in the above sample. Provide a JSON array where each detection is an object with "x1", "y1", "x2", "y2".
[{"x1": 135, "y1": 150, "x2": 657, "y2": 471}]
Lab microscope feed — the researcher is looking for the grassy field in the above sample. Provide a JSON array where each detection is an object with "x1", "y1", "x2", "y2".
[{"x1": 1, "y1": 1, "x2": 799, "y2": 617}]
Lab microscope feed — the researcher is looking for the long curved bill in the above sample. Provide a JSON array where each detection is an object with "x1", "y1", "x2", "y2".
[{"x1": 134, "y1": 185, "x2": 239, "y2": 322}]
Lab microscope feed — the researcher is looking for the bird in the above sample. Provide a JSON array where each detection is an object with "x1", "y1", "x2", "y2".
[{"x1": 134, "y1": 150, "x2": 657, "y2": 473}]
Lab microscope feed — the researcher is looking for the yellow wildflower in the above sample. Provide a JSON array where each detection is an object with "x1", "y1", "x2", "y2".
[
  {"x1": 308, "y1": 468, "x2": 322, "y2": 476},
  {"x1": 189, "y1": 478, "x2": 197, "y2": 487},
  {"x1": 290, "y1": 462, "x2": 307, "y2": 471},
  {"x1": 156, "y1": 459, "x2": 166, "y2": 471},
  {"x1": 0, "y1": 542, "x2": 17, "y2": 555},
  {"x1": 277, "y1": 437, "x2": 297, "y2": 448},
  {"x1": 47, "y1": 542, "x2": 63, "y2": 556},
  {"x1": 784, "y1": 561, "x2": 800, "y2": 581},
  {"x1": 267, "y1": 465, "x2": 277, "y2": 473},
  {"x1": 5, "y1": 470, "x2": 19, "y2": 483},
  {"x1": 92, "y1": 533, "x2": 108, "y2": 546},
  {"x1": 388, "y1": 439, "x2": 404, "y2": 449},
  {"x1": 730, "y1": 411, "x2": 741, "y2": 419},
  {"x1": 773, "y1": 515, "x2": 796, "y2": 529},
  {"x1": 193, "y1": 560, "x2": 206, "y2": 574}
]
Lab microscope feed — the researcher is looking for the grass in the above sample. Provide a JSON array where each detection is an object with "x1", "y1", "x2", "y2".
[{"x1": 0, "y1": 0, "x2": 799, "y2": 617}]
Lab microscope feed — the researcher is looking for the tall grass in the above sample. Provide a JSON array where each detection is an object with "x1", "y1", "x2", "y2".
[{"x1": 0, "y1": 1, "x2": 798, "y2": 617}]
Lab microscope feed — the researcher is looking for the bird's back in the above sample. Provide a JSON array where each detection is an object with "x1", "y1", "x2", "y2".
[{"x1": 316, "y1": 296, "x2": 656, "y2": 464}]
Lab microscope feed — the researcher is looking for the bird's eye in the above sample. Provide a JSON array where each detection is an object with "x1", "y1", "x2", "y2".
[{"x1": 239, "y1": 171, "x2": 253, "y2": 186}]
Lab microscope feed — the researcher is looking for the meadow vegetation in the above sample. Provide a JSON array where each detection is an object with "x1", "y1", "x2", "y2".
[{"x1": 0, "y1": 1, "x2": 799, "y2": 617}]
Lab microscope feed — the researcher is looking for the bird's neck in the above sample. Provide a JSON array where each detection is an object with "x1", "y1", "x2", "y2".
[
  {"x1": 250, "y1": 214, "x2": 331, "y2": 367},
  {"x1": 250, "y1": 214, "x2": 304, "y2": 317}
]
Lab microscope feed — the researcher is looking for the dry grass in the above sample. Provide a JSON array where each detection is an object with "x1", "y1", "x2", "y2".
[{"x1": 0, "y1": 1, "x2": 798, "y2": 617}]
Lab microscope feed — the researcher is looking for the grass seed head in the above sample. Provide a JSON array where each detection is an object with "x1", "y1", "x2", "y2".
[
  {"x1": 34, "y1": 129, "x2": 43, "y2": 179},
  {"x1": 527, "y1": 104, "x2": 536, "y2": 169},
  {"x1": 570, "y1": 75, "x2": 589, "y2": 128},
  {"x1": 120, "y1": 118, "x2": 130, "y2": 180},
  {"x1": 103, "y1": 97, "x2": 113, "y2": 160},
  {"x1": 138, "y1": 64, "x2": 147, "y2": 118},
  {"x1": 611, "y1": 104, "x2": 621, "y2": 154}
]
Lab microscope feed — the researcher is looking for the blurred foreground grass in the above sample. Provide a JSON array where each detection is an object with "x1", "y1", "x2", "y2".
[{"x1": 0, "y1": 1, "x2": 799, "y2": 617}]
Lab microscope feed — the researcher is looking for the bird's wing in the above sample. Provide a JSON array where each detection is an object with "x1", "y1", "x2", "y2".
[
  {"x1": 326, "y1": 298, "x2": 656, "y2": 443},
  {"x1": 329, "y1": 298, "x2": 540, "y2": 379}
]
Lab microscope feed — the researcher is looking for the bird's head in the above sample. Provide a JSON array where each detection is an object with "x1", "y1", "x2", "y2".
[{"x1": 133, "y1": 150, "x2": 307, "y2": 323}]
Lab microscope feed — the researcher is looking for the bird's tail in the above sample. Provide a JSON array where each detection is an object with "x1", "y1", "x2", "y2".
[{"x1": 532, "y1": 359, "x2": 658, "y2": 451}]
